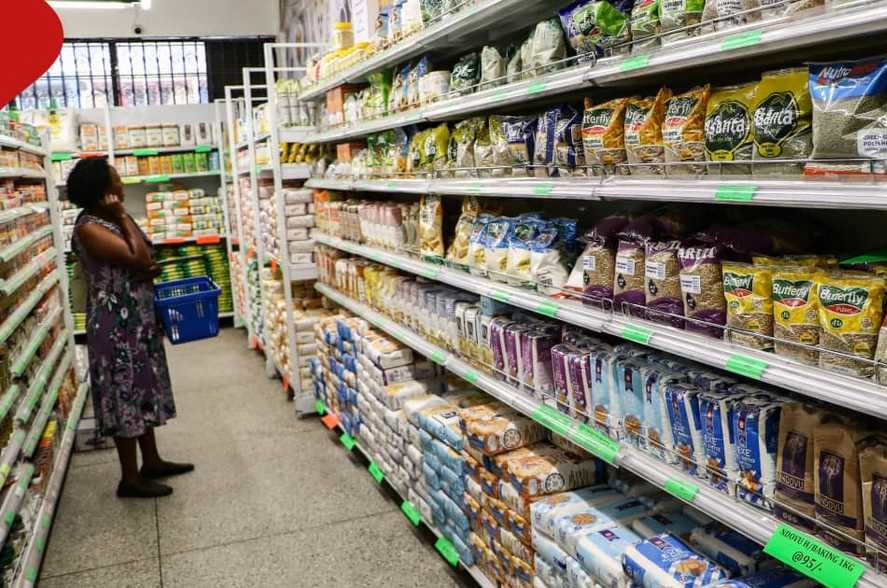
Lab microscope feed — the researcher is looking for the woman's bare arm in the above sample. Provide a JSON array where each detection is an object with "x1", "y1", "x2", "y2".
[{"x1": 76, "y1": 221, "x2": 154, "y2": 270}]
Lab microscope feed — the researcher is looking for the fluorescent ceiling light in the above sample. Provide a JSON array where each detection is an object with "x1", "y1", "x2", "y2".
[
  {"x1": 48, "y1": 1, "x2": 134, "y2": 9},
  {"x1": 141, "y1": 0, "x2": 152, "y2": 9}
]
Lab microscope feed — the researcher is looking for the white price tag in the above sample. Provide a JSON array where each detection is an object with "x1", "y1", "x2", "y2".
[
  {"x1": 645, "y1": 261, "x2": 666, "y2": 280},
  {"x1": 858, "y1": 130, "x2": 887, "y2": 158},
  {"x1": 680, "y1": 274, "x2": 701, "y2": 294},
  {"x1": 582, "y1": 256, "x2": 596, "y2": 271},
  {"x1": 615, "y1": 256, "x2": 635, "y2": 276}
]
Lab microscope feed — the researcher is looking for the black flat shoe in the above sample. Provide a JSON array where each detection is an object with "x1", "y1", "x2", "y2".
[
  {"x1": 140, "y1": 462, "x2": 195, "y2": 479},
  {"x1": 117, "y1": 479, "x2": 172, "y2": 498}
]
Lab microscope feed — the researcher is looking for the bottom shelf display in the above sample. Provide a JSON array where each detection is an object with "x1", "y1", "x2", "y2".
[{"x1": 311, "y1": 281, "x2": 885, "y2": 588}]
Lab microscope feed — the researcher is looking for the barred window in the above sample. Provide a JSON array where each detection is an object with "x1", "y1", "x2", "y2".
[
  {"x1": 116, "y1": 40, "x2": 209, "y2": 106},
  {"x1": 15, "y1": 41, "x2": 114, "y2": 110}
]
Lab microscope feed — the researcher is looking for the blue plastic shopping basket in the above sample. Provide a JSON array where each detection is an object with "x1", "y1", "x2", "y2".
[{"x1": 154, "y1": 276, "x2": 221, "y2": 344}]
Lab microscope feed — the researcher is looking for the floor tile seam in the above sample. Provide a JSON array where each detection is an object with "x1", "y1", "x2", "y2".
[
  {"x1": 158, "y1": 505, "x2": 399, "y2": 558},
  {"x1": 40, "y1": 556, "x2": 158, "y2": 580}
]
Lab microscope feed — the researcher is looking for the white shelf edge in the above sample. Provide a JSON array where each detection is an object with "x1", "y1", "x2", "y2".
[
  {"x1": 315, "y1": 281, "x2": 887, "y2": 588},
  {"x1": 314, "y1": 233, "x2": 887, "y2": 420},
  {"x1": 0, "y1": 168, "x2": 45, "y2": 180},
  {"x1": 0, "y1": 137, "x2": 46, "y2": 157}
]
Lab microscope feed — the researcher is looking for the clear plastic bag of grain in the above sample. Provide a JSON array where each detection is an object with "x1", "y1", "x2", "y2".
[
  {"x1": 564, "y1": 215, "x2": 630, "y2": 307},
  {"x1": 752, "y1": 68, "x2": 812, "y2": 176},
  {"x1": 645, "y1": 240, "x2": 684, "y2": 328},
  {"x1": 678, "y1": 244, "x2": 726, "y2": 338},
  {"x1": 772, "y1": 266, "x2": 821, "y2": 366},
  {"x1": 704, "y1": 82, "x2": 756, "y2": 176},
  {"x1": 624, "y1": 88, "x2": 672, "y2": 175},
  {"x1": 663, "y1": 85, "x2": 710, "y2": 175},
  {"x1": 722, "y1": 262, "x2": 774, "y2": 350},
  {"x1": 816, "y1": 272, "x2": 886, "y2": 379}
]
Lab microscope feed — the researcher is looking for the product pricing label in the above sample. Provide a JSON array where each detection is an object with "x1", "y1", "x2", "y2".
[
  {"x1": 133, "y1": 148, "x2": 159, "y2": 157},
  {"x1": 715, "y1": 184, "x2": 757, "y2": 201},
  {"x1": 463, "y1": 370, "x2": 479, "y2": 385},
  {"x1": 721, "y1": 29, "x2": 763, "y2": 51},
  {"x1": 430, "y1": 350, "x2": 447, "y2": 366},
  {"x1": 401, "y1": 501, "x2": 421, "y2": 526},
  {"x1": 435, "y1": 537, "x2": 460, "y2": 567},
  {"x1": 531, "y1": 405, "x2": 573, "y2": 437},
  {"x1": 572, "y1": 423, "x2": 620, "y2": 465},
  {"x1": 620, "y1": 54, "x2": 650, "y2": 72},
  {"x1": 421, "y1": 267, "x2": 440, "y2": 280},
  {"x1": 490, "y1": 290, "x2": 510, "y2": 303},
  {"x1": 194, "y1": 145, "x2": 213, "y2": 153},
  {"x1": 315, "y1": 400, "x2": 326, "y2": 415},
  {"x1": 122, "y1": 176, "x2": 141, "y2": 185},
  {"x1": 763, "y1": 523, "x2": 864, "y2": 588},
  {"x1": 144, "y1": 175, "x2": 170, "y2": 184},
  {"x1": 321, "y1": 413, "x2": 339, "y2": 430},
  {"x1": 527, "y1": 81, "x2": 547, "y2": 95},
  {"x1": 50, "y1": 152, "x2": 73, "y2": 162},
  {"x1": 368, "y1": 462, "x2": 384, "y2": 484},
  {"x1": 532, "y1": 183, "x2": 553, "y2": 196},
  {"x1": 664, "y1": 479, "x2": 699, "y2": 502},
  {"x1": 536, "y1": 301, "x2": 560, "y2": 318},
  {"x1": 621, "y1": 325, "x2": 652, "y2": 345},
  {"x1": 339, "y1": 433, "x2": 356, "y2": 451},
  {"x1": 725, "y1": 353, "x2": 768, "y2": 380}
]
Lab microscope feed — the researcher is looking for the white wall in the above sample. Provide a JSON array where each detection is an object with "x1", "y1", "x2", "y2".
[{"x1": 55, "y1": 0, "x2": 279, "y2": 38}]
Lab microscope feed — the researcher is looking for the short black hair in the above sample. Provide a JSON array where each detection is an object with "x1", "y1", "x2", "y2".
[{"x1": 66, "y1": 157, "x2": 112, "y2": 209}]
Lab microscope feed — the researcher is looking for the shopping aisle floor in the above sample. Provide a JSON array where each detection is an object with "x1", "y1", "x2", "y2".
[{"x1": 39, "y1": 328, "x2": 473, "y2": 587}]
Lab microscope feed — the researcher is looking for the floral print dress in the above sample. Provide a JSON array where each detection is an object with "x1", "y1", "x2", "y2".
[{"x1": 73, "y1": 212, "x2": 176, "y2": 438}]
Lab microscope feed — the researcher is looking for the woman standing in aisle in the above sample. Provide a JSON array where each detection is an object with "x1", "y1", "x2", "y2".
[{"x1": 68, "y1": 158, "x2": 193, "y2": 498}]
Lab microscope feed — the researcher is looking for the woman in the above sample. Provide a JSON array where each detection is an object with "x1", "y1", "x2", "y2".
[{"x1": 68, "y1": 158, "x2": 193, "y2": 498}]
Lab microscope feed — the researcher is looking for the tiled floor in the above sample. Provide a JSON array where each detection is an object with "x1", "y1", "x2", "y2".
[{"x1": 40, "y1": 328, "x2": 472, "y2": 587}]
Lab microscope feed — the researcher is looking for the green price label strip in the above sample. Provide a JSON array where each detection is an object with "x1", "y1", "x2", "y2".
[
  {"x1": 527, "y1": 81, "x2": 547, "y2": 95},
  {"x1": 36, "y1": 536, "x2": 45, "y2": 553},
  {"x1": 339, "y1": 433, "x2": 355, "y2": 451},
  {"x1": 490, "y1": 290, "x2": 509, "y2": 303},
  {"x1": 536, "y1": 301, "x2": 560, "y2": 318},
  {"x1": 430, "y1": 350, "x2": 447, "y2": 366},
  {"x1": 493, "y1": 89, "x2": 508, "y2": 102},
  {"x1": 664, "y1": 479, "x2": 699, "y2": 503},
  {"x1": 725, "y1": 354, "x2": 768, "y2": 380},
  {"x1": 621, "y1": 325, "x2": 653, "y2": 345},
  {"x1": 715, "y1": 184, "x2": 757, "y2": 202},
  {"x1": 315, "y1": 400, "x2": 326, "y2": 415},
  {"x1": 194, "y1": 145, "x2": 213, "y2": 153},
  {"x1": 434, "y1": 537, "x2": 460, "y2": 567},
  {"x1": 764, "y1": 523, "x2": 864, "y2": 588},
  {"x1": 466, "y1": 183, "x2": 482, "y2": 194},
  {"x1": 144, "y1": 175, "x2": 170, "y2": 184},
  {"x1": 25, "y1": 568, "x2": 37, "y2": 582},
  {"x1": 50, "y1": 152, "x2": 73, "y2": 162},
  {"x1": 531, "y1": 405, "x2": 573, "y2": 437},
  {"x1": 572, "y1": 423, "x2": 620, "y2": 465},
  {"x1": 464, "y1": 370, "x2": 478, "y2": 385},
  {"x1": 368, "y1": 462, "x2": 384, "y2": 484},
  {"x1": 721, "y1": 29, "x2": 763, "y2": 51},
  {"x1": 133, "y1": 148, "x2": 159, "y2": 157},
  {"x1": 620, "y1": 54, "x2": 650, "y2": 72},
  {"x1": 122, "y1": 176, "x2": 141, "y2": 185},
  {"x1": 4, "y1": 511, "x2": 14, "y2": 526},
  {"x1": 421, "y1": 267, "x2": 440, "y2": 280},
  {"x1": 532, "y1": 183, "x2": 553, "y2": 196},
  {"x1": 401, "y1": 501, "x2": 421, "y2": 526}
]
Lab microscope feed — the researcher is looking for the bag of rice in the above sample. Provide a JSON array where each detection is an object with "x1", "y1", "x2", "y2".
[
  {"x1": 565, "y1": 215, "x2": 629, "y2": 306},
  {"x1": 723, "y1": 262, "x2": 774, "y2": 351},
  {"x1": 860, "y1": 435, "x2": 887, "y2": 570},
  {"x1": 814, "y1": 415, "x2": 875, "y2": 553},
  {"x1": 816, "y1": 273, "x2": 885, "y2": 378},
  {"x1": 450, "y1": 52, "x2": 480, "y2": 97},
  {"x1": 583, "y1": 97, "x2": 629, "y2": 172},
  {"x1": 645, "y1": 240, "x2": 684, "y2": 328},
  {"x1": 419, "y1": 194, "x2": 444, "y2": 257},
  {"x1": 705, "y1": 83, "x2": 756, "y2": 175},
  {"x1": 772, "y1": 267, "x2": 821, "y2": 366},
  {"x1": 479, "y1": 45, "x2": 504, "y2": 90},
  {"x1": 753, "y1": 68, "x2": 812, "y2": 176},
  {"x1": 664, "y1": 382, "x2": 706, "y2": 478},
  {"x1": 624, "y1": 88, "x2": 672, "y2": 174},
  {"x1": 663, "y1": 85, "x2": 710, "y2": 174},
  {"x1": 701, "y1": 0, "x2": 761, "y2": 33},
  {"x1": 678, "y1": 245, "x2": 726, "y2": 338},
  {"x1": 558, "y1": 0, "x2": 598, "y2": 57},
  {"x1": 530, "y1": 18, "x2": 567, "y2": 77},
  {"x1": 775, "y1": 402, "x2": 826, "y2": 532}
]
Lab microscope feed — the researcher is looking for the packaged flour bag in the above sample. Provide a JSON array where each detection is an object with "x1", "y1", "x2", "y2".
[
  {"x1": 774, "y1": 403, "x2": 825, "y2": 532},
  {"x1": 623, "y1": 533, "x2": 728, "y2": 587},
  {"x1": 733, "y1": 397, "x2": 782, "y2": 508}
]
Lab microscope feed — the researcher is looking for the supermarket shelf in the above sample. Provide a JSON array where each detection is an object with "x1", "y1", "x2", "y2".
[
  {"x1": 0, "y1": 168, "x2": 45, "y2": 180},
  {"x1": 14, "y1": 382, "x2": 88, "y2": 588},
  {"x1": 280, "y1": 164, "x2": 311, "y2": 180},
  {"x1": 277, "y1": 126, "x2": 316, "y2": 144},
  {"x1": 316, "y1": 282, "x2": 887, "y2": 588},
  {"x1": 0, "y1": 226, "x2": 53, "y2": 263},
  {"x1": 10, "y1": 306, "x2": 63, "y2": 378},
  {"x1": 0, "y1": 205, "x2": 48, "y2": 227},
  {"x1": 0, "y1": 136, "x2": 46, "y2": 157},
  {"x1": 315, "y1": 233, "x2": 887, "y2": 420},
  {"x1": 152, "y1": 234, "x2": 225, "y2": 246},
  {"x1": 288, "y1": 264, "x2": 318, "y2": 281},
  {"x1": 0, "y1": 464, "x2": 36, "y2": 548},
  {"x1": 317, "y1": 407, "x2": 495, "y2": 588},
  {"x1": 21, "y1": 349, "x2": 73, "y2": 459},
  {"x1": 0, "y1": 427, "x2": 25, "y2": 489},
  {"x1": 0, "y1": 247, "x2": 57, "y2": 296},
  {"x1": 119, "y1": 171, "x2": 220, "y2": 185},
  {"x1": 113, "y1": 144, "x2": 217, "y2": 157},
  {"x1": 237, "y1": 132, "x2": 270, "y2": 150},
  {"x1": 307, "y1": 175, "x2": 887, "y2": 209},
  {"x1": 297, "y1": 0, "x2": 558, "y2": 101},
  {"x1": 0, "y1": 273, "x2": 60, "y2": 345},
  {"x1": 14, "y1": 337, "x2": 68, "y2": 425}
]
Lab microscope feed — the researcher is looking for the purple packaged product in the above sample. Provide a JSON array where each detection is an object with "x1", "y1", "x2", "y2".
[
  {"x1": 695, "y1": 224, "x2": 775, "y2": 259},
  {"x1": 644, "y1": 240, "x2": 684, "y2": 329},
  {"x1": 551, "y1": 343, "x2": 573, "y2": 413},
  {"x1": 567, "y1": 350, "x2": 592, "y2": 421},
  {"x1": 678, "y1": 245, "x2": 726, "y2": 338},
  {"x1": 504, "y1": 323, "x2": 528, "y2": 383},
  {"x1": 489, "y1": 318, "x2": 510, "y2": 377},
  {"x1": 525, "y1": 330, "x2": 558, "y2": 398}
]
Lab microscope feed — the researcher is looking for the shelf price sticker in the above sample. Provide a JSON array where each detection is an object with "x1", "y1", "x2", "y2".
[
  {"x1": 0, "y1": 463, "x2": 10, "y2": 484},
  {"x1": 321, "y1": 413, "x2": 339, "y2": 430},
  {"x1": 194, "y1": 145, "x2": 213, "y2": 153},
  {"x1": 430, "y1": 350, "x2": 447, "y2": 366},
  {"x1": 339, "y1": 433, "x2": 356, "y2": 451},
  {"x1": 536, "y1": 301, "x2": 560, "y2": 318},
  {"x1": 621, "y1": 325, "x2": 653, "y2": 345},
  {"x1": 571, "y1": 423, "x2": 620, "y2": 465},
  {"x1": 435, "y1": 537, "x2": 460, "y2": 567},
  {"x1": 664, "y1": 479, "x2": 699, "y2": 503},
  {"x1": 368, "y1": 462, "x2": 384, "y2": 484},
  {"x1": 531, "y1": 405, "x2": 573, "y2": 437},
  {"x1": 122, "y1": 176, "x2": 141, "y2": 185},
  {"x1": 490, "y1": 290, "x2": 510, "y2": 303},
  {"x1": 725, "y1": 353, "x2": 768, "y2": 380},
  {"x1": 144, "y1": 175, "x2": 170, "y2": 184},
  {"x1": 527, "y1": 80, "x2": 547, "y2": 95},
  {"x1": 3, "y1": 511, "x2": 14, "y2": 526},
  {"x1": 620, "y1": 54, "x2": 650, "y2": 72},
  {"x1": 315, "y1": 400, "x2": 326, "y2": 415},
  {"x1": 715, "y1": 184, "x2": 757, "y2": 202},
  {"x1": 466, "y1": 182, "x2": 482, "y2": 194},
  {"x1": 763, "y1": 523, "x2": 864, "y2": 588},
  {"x1": 463, "y1": 370, "x2": 479, "y2": 385},
  {"x1": 721, "y1": 29, "x2": 763, "y2": 52},
  {"x1": 532, "y1": 183, "x2": 554, "y2": 196},
  {"x1": 421, "y1": 266, "x2": 440, "y2": 280},
  {"x1": 50, "y1": 152, "x2": 73, "y2": 162},
  {"x1": 133, "y1": 148, "x2": 159, "y2": 157},
  {"x1": 401, "y1": 501, "x2": 421, "y2": 526}
]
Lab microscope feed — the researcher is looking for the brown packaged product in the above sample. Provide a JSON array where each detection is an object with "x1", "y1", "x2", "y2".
[
  {"x1": 507, "y1": 448, "x2": 603, "y2": 497},
  {"x1": 663, "y1": 85, "x2": 711, "y2": 174},
  {"x1": 464, "y1": 411, "x2": 549, "y2": 456},
  {"x1": 814, "y1": 416, "x2": 874, "y2": 554},
  {"x1": 774, "y1": 403, "x2": 826, "y2": 532},
  {"x1": 624, "y1": 88, "x2": 672, "y2": 175},
  {"x1": 860, "y1": 435, "x2": 887, "y2": 570},
  {"x1": 418, "y1": 194, "x2": 444, "y2": 258},
  {"x1": 582, "y1": 97, "x2": 629, "y2": 170}
]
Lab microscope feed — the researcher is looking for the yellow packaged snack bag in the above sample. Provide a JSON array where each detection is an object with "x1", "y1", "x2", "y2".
[
  {"x1": 816, "y1": 273, "x2": 885, "y2": 378},
  {"x1": 624, "y1": 88, "x2": 672, "y2": 174},
  {"x1": 663, "y1": 85, "x2": 710, "y2": 173},
  {"x1": 445, "y1": 197, "x2": 479, "y2": 266},
  {"x1": 722, "y1": 262, "x2": 773, "y2": 350},
  {"x1": 752, "y1": 68, "x2": 812, "y2": 176},
  {"x1": 582, "y1": 97, "x2": 628, "y2": 169},
  {"x1": 704, "y1": 82, "x2": 756, "y2": 175},
  {"x1": 772, "y1": 267, "x2": 821, "y2": 365},
  {"x1": 419, "y1": 194, "x2": 444, "y2": 258}
]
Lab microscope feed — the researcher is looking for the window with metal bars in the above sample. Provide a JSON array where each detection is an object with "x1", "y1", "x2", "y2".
[{"x1": 15, "y1": 39, "x2": 209, "y2": 109}]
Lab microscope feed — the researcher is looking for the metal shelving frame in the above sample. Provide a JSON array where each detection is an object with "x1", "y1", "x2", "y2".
[{"x1": 214, "y1": 97, "x2": 244, "y2": 329}]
